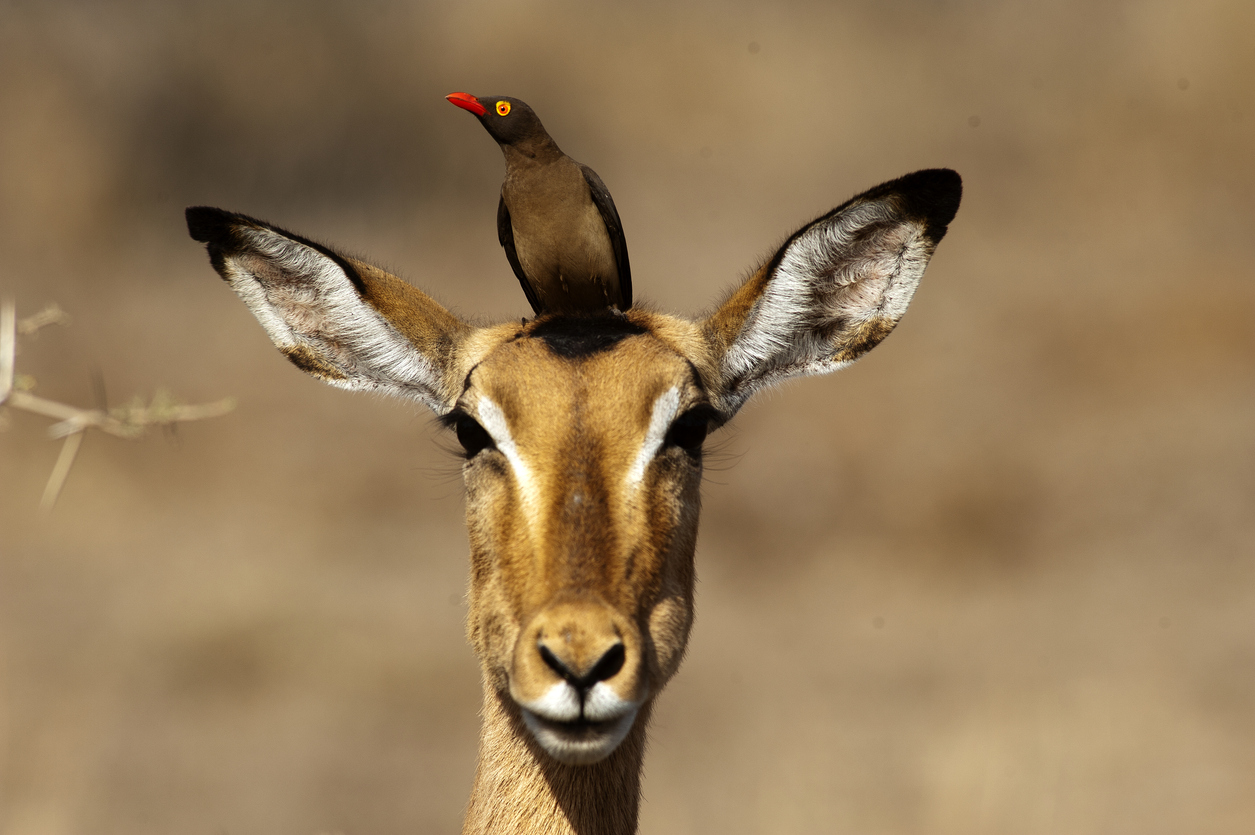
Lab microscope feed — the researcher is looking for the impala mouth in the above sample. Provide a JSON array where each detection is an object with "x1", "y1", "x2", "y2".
[{"x1": 520, "y1": 707, "x2": 638, "y2": 766}]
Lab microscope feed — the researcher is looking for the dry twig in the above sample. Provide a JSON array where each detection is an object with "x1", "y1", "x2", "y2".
[{"x1": 0, "y1": 299, "x2": 235, "y2": 511}]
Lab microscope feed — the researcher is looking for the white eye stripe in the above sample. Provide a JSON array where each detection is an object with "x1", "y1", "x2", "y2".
[
  {"x1": 477, "y1": 395, "x2": 538, "y2": 511},
  {"x1": 478, "y1": 387, "x2": 680, "y2": 500},
  {"x1": 625, "y1": 386, "x2": 680, "y2": 490}
]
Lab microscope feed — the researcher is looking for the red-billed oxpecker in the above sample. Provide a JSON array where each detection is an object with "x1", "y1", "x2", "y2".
[{"x1": 446, "y1": 92, "x2": 631, "y2": 315}]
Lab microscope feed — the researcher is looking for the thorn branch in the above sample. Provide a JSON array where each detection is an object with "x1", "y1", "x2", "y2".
[{"x1": 1, "y1": 299, "x2": 236, "y2": 511}]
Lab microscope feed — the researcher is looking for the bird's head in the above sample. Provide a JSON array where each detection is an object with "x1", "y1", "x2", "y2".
[{"x1": 446, "y1": 92, "x2": 553, "y2": 151}]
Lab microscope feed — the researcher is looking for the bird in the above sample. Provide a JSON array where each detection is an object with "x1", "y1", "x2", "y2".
[{"x1": 446, "y1": 92, "x2": 631, "y2": 315}]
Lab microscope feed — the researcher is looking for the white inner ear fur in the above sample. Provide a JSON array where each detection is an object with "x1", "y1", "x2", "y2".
[
  {"x1": 721, "y1": 200, "x2": 930, "y2": 393},
  {"x1": 226, "y1": 227, "x2": 446, "y2": 411},
  {"x1": 625, "y1": 387, "x2": 680, "y2": 490},
  {"x1": 477, "y1": 395, "x2": 539, "y2": 513}
]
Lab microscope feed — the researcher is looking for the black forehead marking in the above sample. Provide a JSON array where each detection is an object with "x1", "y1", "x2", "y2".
[{"x1": 527, "y1": 314, "x2": 649, "y2": 359}]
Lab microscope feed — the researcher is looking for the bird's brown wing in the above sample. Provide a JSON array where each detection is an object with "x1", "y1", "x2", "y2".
[
  {"x1": 498, "y1": 193, "x2": 543, "y2": 314},
  {"x1": 580, "y1": 165, "x2": 632, "y2": 310}
]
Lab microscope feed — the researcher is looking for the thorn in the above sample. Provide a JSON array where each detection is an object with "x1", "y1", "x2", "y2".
[
  {"x1": 17, "y1": 303, "x2": 69, "y2": 336},
  {"x1": 40, "y1": 430, "x2": 85, "y2": 513},
  {"x1": 4, "y1": 300, "x2": 235, "y2": 508},
  {"x1": 91, "y1": 367, "x2": 109, "y2": 412},
  {"x1": 0, "y1": 299, "x2": 15, "y2": 404}
]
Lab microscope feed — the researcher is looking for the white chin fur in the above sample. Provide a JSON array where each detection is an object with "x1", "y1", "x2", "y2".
[
  {"x1": 520, "y1": 707, "x2": 638, "y2": 765},
  {"x1": 523, "y1": 681, "x2": 633, "y2": 723}
]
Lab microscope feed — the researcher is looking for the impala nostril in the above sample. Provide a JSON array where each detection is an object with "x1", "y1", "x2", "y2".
[
  {"x1": 586, "y1": 642, "x2": 625, "y2": 685},
  {"x1": 539, "y1": 643, "x2": 572, "y2": 680},
  {"x1": 537, "y1": 640, "x2": 627, "y2": 692}
]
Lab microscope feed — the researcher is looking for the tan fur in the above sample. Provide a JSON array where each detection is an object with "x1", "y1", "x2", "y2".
[
  {"x1": 442, "y1": 312, "x2": 704, "y2": 834},
  {"x1": 187, "y1": 168, "x2": 959, "y2": 835},
  {"x1": 463, "y1": 685, "x2": 651, "y2": 835},
  {"x1": 469, "y1": 336, "x2": 693, "y2": 626}
]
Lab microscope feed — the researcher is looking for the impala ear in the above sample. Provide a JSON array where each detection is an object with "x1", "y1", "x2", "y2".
[
  {"x1": 187, "y1": 207, "x2": 473, "y2": 414},
  {"x1": 703, "y1": 169, "x2": 961, "y2": 415}
]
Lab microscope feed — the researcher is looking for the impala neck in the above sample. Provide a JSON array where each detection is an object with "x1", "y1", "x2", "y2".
[{"x1": 463, "y1": 683, "x2": 650, "y2": 835}]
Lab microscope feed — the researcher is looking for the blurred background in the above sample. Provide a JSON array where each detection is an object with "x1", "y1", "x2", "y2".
[{"x1": 1, "y1": 1, "x2": 1252, "y2": 833}]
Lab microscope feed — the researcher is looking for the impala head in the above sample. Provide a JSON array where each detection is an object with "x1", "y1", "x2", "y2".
[
  {"x1": 187, "y1": 168, "x2": 960, "y2": 767},
  {"x1": 445, "y1": 313, "x2": 715, "y2": 763}
]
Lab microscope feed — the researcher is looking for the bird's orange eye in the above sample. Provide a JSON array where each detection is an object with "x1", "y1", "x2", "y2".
[{"x1": 495, "y1": 101, "x2": 511, "y2": 116}]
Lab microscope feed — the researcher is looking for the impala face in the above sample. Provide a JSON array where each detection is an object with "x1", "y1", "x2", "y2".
[
  {"x1": 448, "y1": 316, "x2": 712, "y2": 763},
  {"x1": 187, "y1": 168, "x2": 961, "y2": 781}
]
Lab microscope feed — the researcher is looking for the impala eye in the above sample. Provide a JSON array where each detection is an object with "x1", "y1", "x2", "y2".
[
  {"x1": 495, "y1": 100, "x2": 511, "y2": 116},
  {"x1": 665, "y1": 410, "x2": 710, "y2": 452},
  {"x1": 455, "y1": 414, "x2": 495, "y2": 457}
]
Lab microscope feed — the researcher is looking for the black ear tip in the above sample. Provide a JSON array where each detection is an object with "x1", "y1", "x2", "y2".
[
  {"x1": 894, "y1": 168, "x2": 962, "y2": 240},
  {"x1": 186, "y1": 206, "x2": 231, "y2": 244}
]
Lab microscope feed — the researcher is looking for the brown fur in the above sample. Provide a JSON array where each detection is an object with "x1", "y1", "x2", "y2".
[{"x1": 282, "y1": 344, "x2": 347, "y2": 380}]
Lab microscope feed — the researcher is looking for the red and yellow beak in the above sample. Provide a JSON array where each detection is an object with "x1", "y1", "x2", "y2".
[{"x1": 446, "y1": 91, "x2": 487, "y2": 117}]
